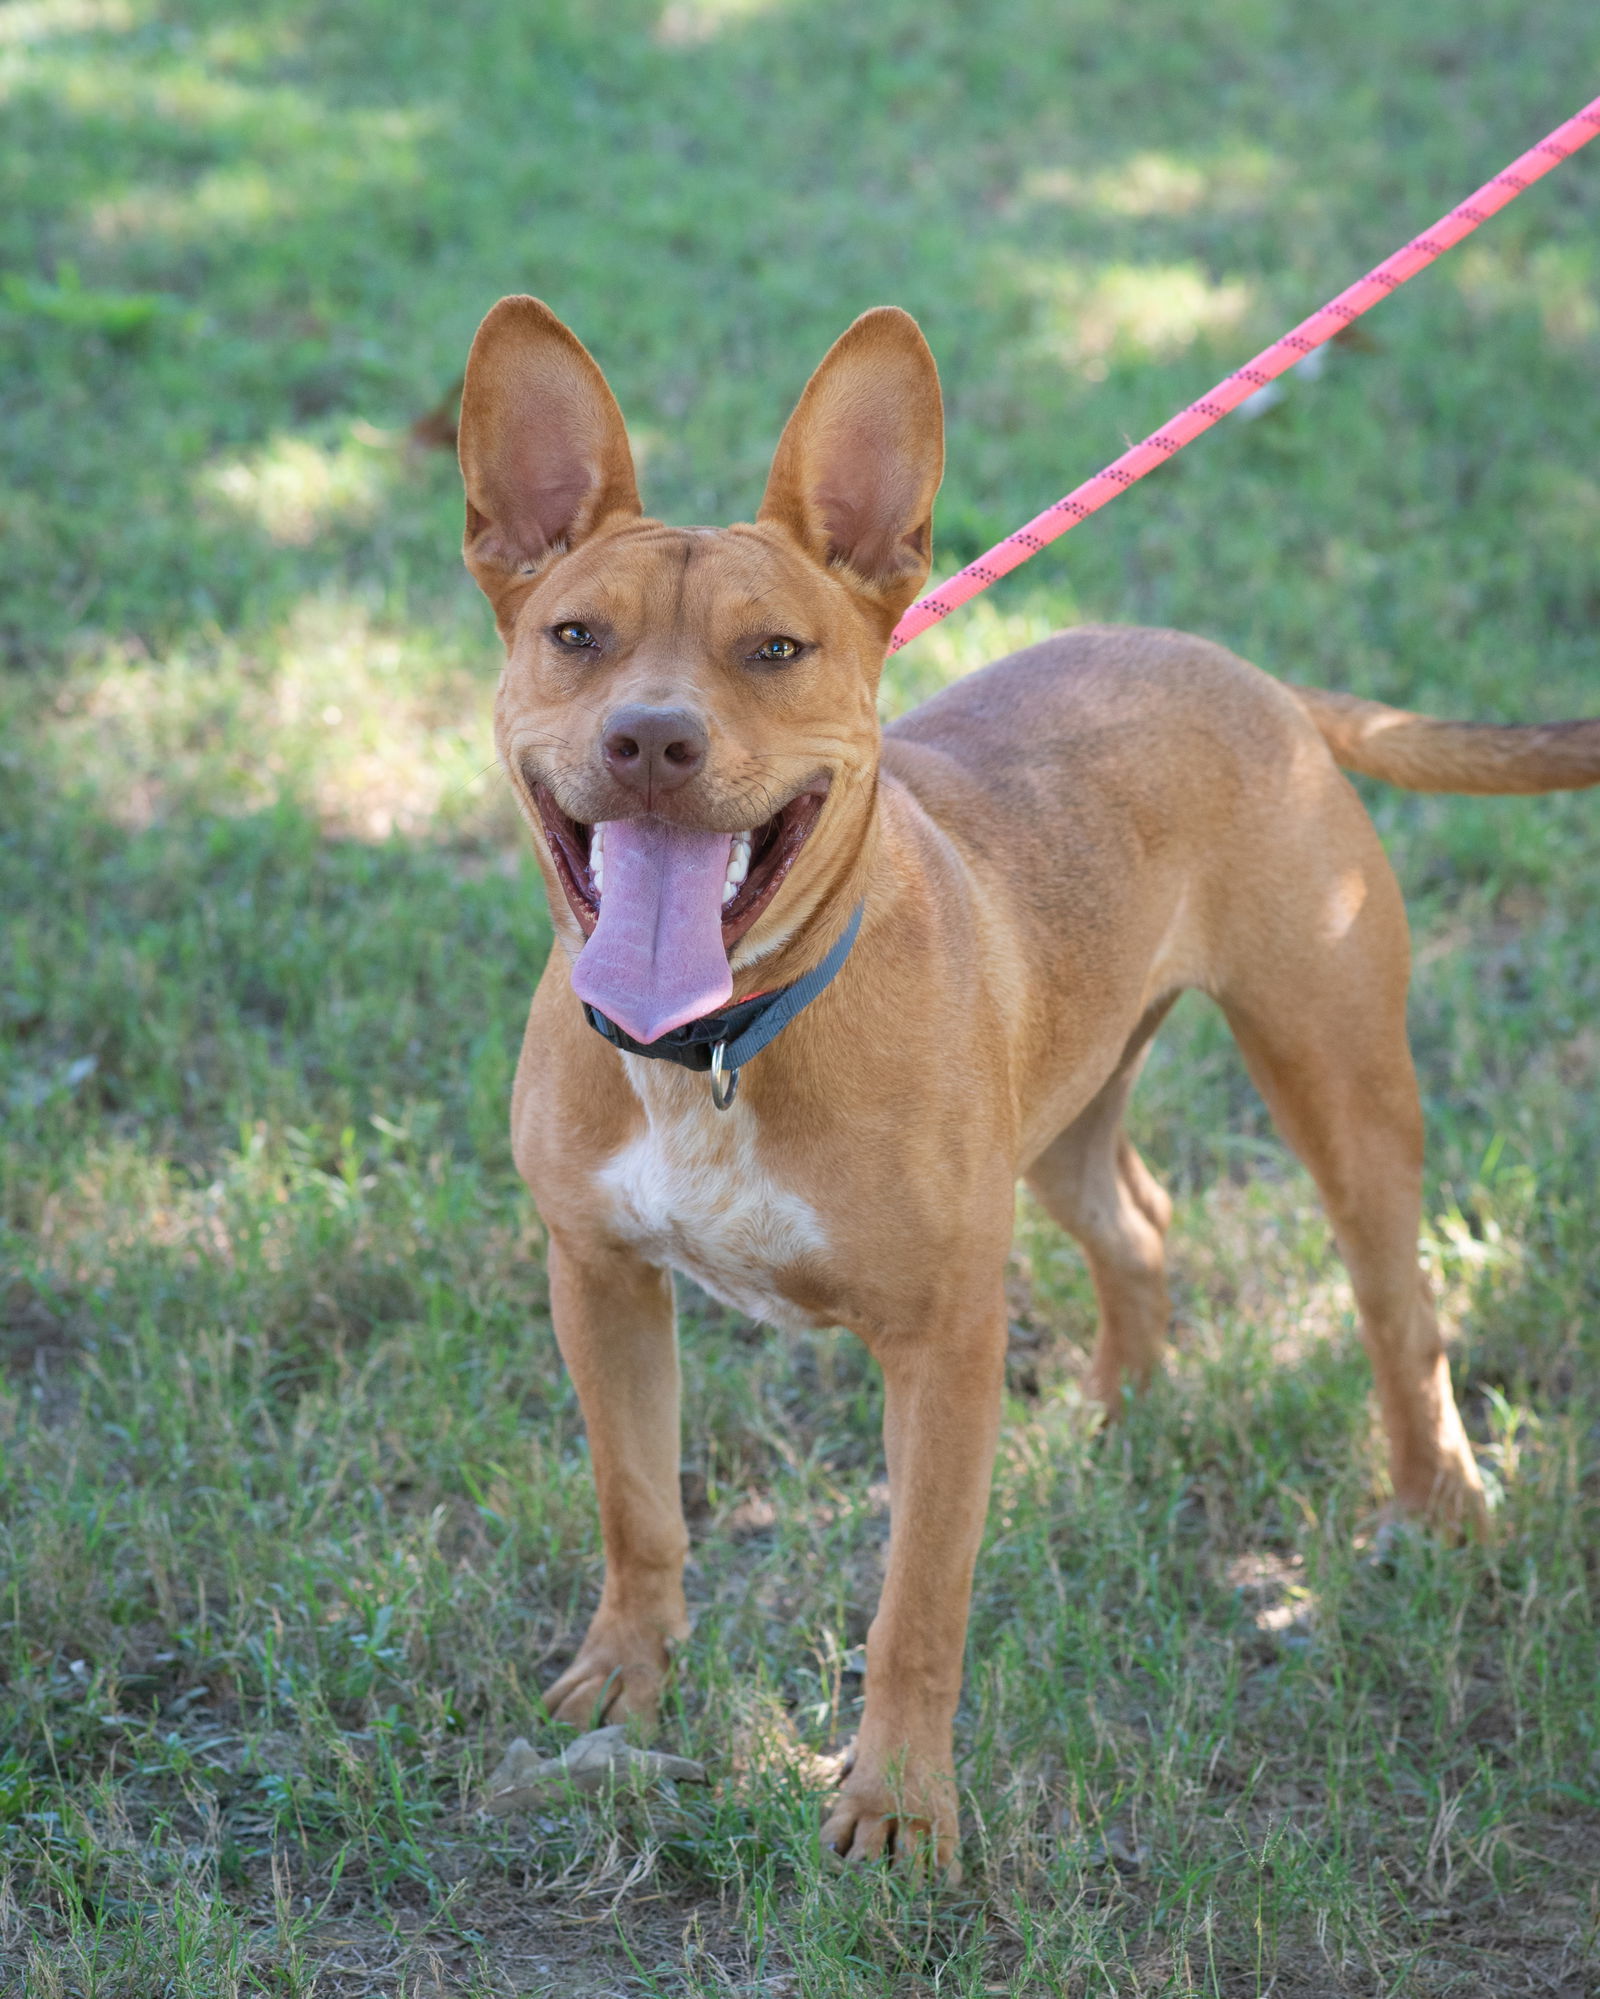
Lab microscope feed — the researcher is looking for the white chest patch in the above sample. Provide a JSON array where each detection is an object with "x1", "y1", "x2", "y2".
[{"x1": 597, "y1": 1061, "x2": 830, "y2": 1331}]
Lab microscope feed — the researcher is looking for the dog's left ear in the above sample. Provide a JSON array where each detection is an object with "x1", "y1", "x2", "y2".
[
  {"x1": 759, "y1": 308, "x2": 944, "y2": 625},
  {"x1": 458, "y1": 296, "x2": 642, "y2": 639}
]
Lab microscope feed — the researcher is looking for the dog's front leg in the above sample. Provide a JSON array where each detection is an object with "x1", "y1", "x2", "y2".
[
  {"x1": 540, "y1": 1232, "x2": 690, "y2": 1728},
  {"x1": 822, "y1": 1288, "x2": 1008, "y2": 1883}
]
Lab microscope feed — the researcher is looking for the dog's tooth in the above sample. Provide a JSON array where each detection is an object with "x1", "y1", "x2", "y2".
[
  {"x1": 721, "y1": 838, "x2": 750, "y2": 909},
  {"x1": 590, "y1": 823, "x2": 604, "y2": 894}
]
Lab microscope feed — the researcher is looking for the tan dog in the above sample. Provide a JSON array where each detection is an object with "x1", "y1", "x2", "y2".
[{"x1": 457, "y1": 296, "x2": 1600, "y2": 1878}]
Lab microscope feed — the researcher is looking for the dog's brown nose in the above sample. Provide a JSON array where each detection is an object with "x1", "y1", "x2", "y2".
[{"x1": 601, "y1": 704, "x2": 709, "y2": 796}]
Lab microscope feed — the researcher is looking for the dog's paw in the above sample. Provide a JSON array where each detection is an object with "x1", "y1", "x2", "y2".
[
  {"x1": 541, "y1": 1617, "x2": 675, "y2": 1729},
  {"x1": 819, "y1": 1754, "x2": 962, "y2": 1887},
  {"x1": 1389, "y1": 1446, "x2": 1491, "y2": 1544}
]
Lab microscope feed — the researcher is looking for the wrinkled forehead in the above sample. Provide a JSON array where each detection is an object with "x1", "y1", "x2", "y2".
[{"x1": 531, "y1": 523, "x2": 842, "y2": 639}]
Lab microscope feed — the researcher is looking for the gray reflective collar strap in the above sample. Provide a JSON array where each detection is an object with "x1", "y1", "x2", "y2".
[{"x1": 720, "y1": 899, "x2": 863, "y2": 1076}]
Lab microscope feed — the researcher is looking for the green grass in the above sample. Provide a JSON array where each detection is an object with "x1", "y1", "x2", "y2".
[{"x1": 3, "y1": 0, "x2": 1599, "y2": 1990}]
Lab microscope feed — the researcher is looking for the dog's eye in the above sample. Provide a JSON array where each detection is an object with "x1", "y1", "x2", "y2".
[
  {"x1": 551, "y1": 621, "x2": 596, "y2": 649},
  {"x1": 752, "y1": 635, "x2": 803, "y2": 663}
]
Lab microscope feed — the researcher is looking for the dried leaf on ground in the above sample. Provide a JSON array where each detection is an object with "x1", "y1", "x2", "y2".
[{"x1": 480, "y1": 1725, "x2": 708, "y2": 1815}]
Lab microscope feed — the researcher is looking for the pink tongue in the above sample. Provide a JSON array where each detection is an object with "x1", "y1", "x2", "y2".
[{"x1": 571, "y1": 818, "x2": 734, "y2": 1044}]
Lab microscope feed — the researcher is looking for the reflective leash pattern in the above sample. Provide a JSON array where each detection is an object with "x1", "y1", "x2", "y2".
[{"x1": 888, "y1": 94, "x2": 1600, "y2": 655}]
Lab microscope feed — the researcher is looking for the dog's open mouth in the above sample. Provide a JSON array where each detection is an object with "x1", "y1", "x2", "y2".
[
  {"x1": 533, "y1": 782, "x2": 827, "y2": 1045},
  {"x1": 534, "y1": 785, "x2": 826, "y2": 945}
]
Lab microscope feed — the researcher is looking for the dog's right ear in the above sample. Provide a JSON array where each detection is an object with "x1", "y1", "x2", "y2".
[{"x1": 458, "y1": 297, "x2": 642, "y2": 640}]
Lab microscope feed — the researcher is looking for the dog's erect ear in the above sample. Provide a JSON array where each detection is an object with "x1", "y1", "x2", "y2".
[
  {"x1": 458, "y1": 296, "x2": 642, "y2": 638},
  {"x1": 758, "y1": 308, "x2": 944, "y2": 624}
]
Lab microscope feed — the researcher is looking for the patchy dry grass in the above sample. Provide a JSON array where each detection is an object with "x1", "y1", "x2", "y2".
[{"x1": 4, "y1": 0, "x2": 1600, "y2": 1991}]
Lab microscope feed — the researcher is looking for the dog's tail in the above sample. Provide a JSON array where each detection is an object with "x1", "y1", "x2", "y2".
[{"x1": 1291, "y1": 685, "x2": 1600, "y2": 795}]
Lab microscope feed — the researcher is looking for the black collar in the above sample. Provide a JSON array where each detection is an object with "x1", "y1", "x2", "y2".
[{"x1": 582, "y1": 902, "x2": 864, "y2": 1107}]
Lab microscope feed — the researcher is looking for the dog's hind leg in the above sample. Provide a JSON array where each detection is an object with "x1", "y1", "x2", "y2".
[
  {"x1": 1024, "y1": 1004, "x2": 1176, "y2": 1407},
  {"x1": 1215, "y1": 824, "x2": 1487, "y2": 1534}
]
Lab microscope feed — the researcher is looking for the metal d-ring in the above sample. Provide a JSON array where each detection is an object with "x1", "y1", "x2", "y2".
[{"x1": 708, "y1": 1041, "x2": 739, "y2": 1111}]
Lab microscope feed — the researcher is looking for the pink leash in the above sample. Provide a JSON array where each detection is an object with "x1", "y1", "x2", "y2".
[{"x1": 888, "y1": 94, "x2": 1600, "y2": 655}]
